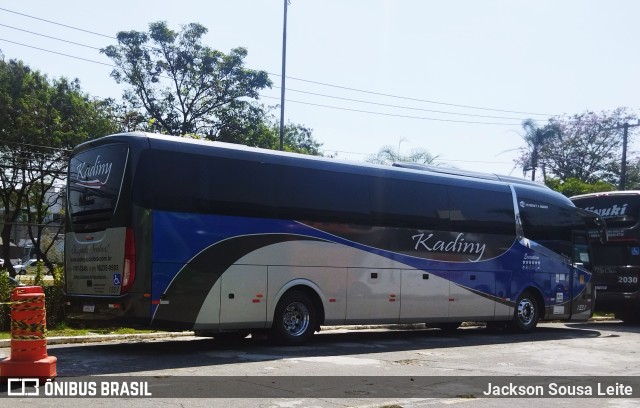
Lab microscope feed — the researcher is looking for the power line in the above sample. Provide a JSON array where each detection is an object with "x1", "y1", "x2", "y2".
[
  {"x1": 0, "y1": 23, "x2": 103, "y2": 50},
  {"x1": 0, "y1": 38, "x2": 114, "y2": 67},
  {"x1": 260, "y1": 95, "x2": 522, "y2": 125},
  {"x1": 279, "y1": 88, "x2": 537, "y2": 121},
  {"x1": 267, "y1": 72, "x2": 561, "y2": 117},
  {"x1": 1, "y1": 140, "x2": 73, "y2": 152},
  {"x1": 0, "y1": 6, "x2": 565, "y2": 119},
  {"x1": 0, "y1": 6, "x2": 114, "y2": 40},
  {"x1": 0, "y1": 154, "x2": 67, "y2": 163},
  {"x1": 0, "y1": 32, "x2": 542, "y2": 121},
  {"x1": 0, "y1": 36, "x2": 541, "y2": 126},
  {"x1": 0, "y1": 157, "x2": 67, "y2": 166},
  {"x1": 317, "y1": 148, "x2": 511, "y2": 163},
  {"x1": 0, "y1": 20, "x2": 542, "y2": 123},
  {"x1": 0, "y1": 165, "x2": 67, "y2": 175},
  {"x1": 0, "y1": 16, "x2": 553, "y2": 124}
]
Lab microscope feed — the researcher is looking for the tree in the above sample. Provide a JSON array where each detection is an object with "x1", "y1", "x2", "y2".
[
  {"x1": 190, "y1": 115, "x2": 323, "y2": 155},
  {"x1": 366, "y1": 145, "x2": 439, "y2": 166},
  {"x1": 279, "y1": 122, "x2": 322, "y2": 155},
  {"x1": 102, "y1": 21, "x2": 272, "y2": 139},
  {"x1": 520, "y1": 108, "x2": 638, "y2": 185},
  {"x1": 212, "y1": 102, "x2": 280, "y2": 148},
  {"x1": 0, "y1": 56, "x2": 118, "y2": 274},
  {"x1": 23, "y1": 180, "x2": 65, "y2": 272},
  {"x1": 544, "y1": 177, "x2": 616, "y2": 197},
  {"x1": 95, "y1": 98, "x2": 149, "y2": 133},
  {"x1": 619, "y1": 157, "x2": 640, "y2": 190},
  {"x1": 517, "y1": 119, "x2": 559, "y2": 182},
  {"x1": 102, "y1": 22, "x2": 323, "y2": 155}
]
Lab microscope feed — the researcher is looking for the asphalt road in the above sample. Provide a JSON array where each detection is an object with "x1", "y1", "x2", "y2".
[{"x1": 1, "y1": 320, "x2": 640, "y2": 407}]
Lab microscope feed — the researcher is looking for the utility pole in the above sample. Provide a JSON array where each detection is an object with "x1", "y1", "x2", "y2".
[
  {"x1": 602, "y1": 121, "x2": 640, "y2": 190},
  {"x1": 279, "y1": 0, "x2": 290, "y2": 151}
]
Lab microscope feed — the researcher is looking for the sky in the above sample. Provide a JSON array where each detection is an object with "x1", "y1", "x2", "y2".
[{"x1": 0, "y1": 0, "x2": 639, "y2": 178}]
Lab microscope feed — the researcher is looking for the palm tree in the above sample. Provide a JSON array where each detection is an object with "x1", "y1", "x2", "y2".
[
  {"x1": 366, "y1": 145, "x2": 440, "y2": 166},
  {"x1": 521, "y1": 119, "x2": 558, "y2": 182}
]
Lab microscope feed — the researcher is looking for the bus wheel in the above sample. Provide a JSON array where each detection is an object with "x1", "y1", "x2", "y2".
[
  {"x1": 510, "y1": 290, "x2": 539, "y2": 333},
  {"x1": 271, "y1": 290, "x2": 316, "y2": 346}
]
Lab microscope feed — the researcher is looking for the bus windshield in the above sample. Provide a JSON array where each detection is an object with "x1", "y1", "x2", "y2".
[{"x1": 68, "y1": 143, "x2": 129, "y2": 221}]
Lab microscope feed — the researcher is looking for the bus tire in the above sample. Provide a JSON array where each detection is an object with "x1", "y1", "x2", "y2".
[
  {"x1": 271, "y1": 290, "x2": 317, "y2": 346},
  {"x1": 510, "y1": 290, "x2": 539, "y2": 333}
]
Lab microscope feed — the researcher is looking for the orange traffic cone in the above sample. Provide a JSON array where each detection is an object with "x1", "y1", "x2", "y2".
[{"x1": 0, "y1": 286, "x2": 57, "y2": 381}]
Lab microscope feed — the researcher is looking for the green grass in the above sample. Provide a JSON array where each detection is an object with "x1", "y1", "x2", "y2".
[
  {"x1": 593, "y1": 312, "x2": 615, "y2": 318},
  {"x1": 0, "y1": 323, "x2": 158, "y2": 339}
]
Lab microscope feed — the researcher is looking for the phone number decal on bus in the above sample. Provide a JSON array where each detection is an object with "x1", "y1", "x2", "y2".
[{"x1": 96, "y1": 264, "x2": 120, "y2": 271}]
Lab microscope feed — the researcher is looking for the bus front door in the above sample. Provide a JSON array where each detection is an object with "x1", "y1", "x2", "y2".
[{"x1": 571, "y1": 232, "x2": 593, "y2": 320}]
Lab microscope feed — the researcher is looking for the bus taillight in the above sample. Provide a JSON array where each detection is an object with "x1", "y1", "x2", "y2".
[{"x1": 122, "y1": 227, "x2": 136, "y2": 293}]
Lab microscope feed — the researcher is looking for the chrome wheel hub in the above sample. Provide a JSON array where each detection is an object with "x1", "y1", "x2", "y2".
[{"x1": 282, "y1": 301, "x2": 310, "y2": 337}]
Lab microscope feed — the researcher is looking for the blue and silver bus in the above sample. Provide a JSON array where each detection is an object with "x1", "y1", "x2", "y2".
[{"x1": 64, "y1": 132, "x2": 603, "y2": 345}]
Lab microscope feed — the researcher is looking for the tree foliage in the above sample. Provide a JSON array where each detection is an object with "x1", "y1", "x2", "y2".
[
  {"x1": 212, "y1": 103, "x2": 280, "y2": 148},
  {"x1": 279, "y1": 123, "x2": 322, "y2": 155},
  {"x1": 617, "y1": 158, "x2": 640, "y2": 190},
  {"x1": 102, "y1": 21, "x2": 272, "y2": 138},
  {"x1": 366, "y1": 145, "x2": 439, "y2": 166},
  {"x1": 517, "y1": 108, "x2": 638, "y2": 186},
  {"x1": 517, "y1": 118, "x2": 560, "y2": 182},
  {"x1": 102, "y1": 21, "x2": 322, "y2": 154},
  {"x1": 0, "y1": 56, "x2": 117, "y2": 274},
  {"x1": 544, "y1": 177, "x2": 616, "y2": 198}
]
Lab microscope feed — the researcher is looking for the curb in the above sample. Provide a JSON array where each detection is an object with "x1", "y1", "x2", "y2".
[
  {"x1": 0, "y1": 331, "x2": 196, "y2": 349},
  {"x1": 0, "y1": 318, "x2": 618, "y2": 349}
]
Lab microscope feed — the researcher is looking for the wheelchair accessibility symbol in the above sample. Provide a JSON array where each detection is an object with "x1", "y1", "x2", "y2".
[
  {"x1": 113, "y1": 273, "x2": 122, "y2": 286},
  {"x1": 632, "y1": 247, "x2": 640, "y2": 256}
]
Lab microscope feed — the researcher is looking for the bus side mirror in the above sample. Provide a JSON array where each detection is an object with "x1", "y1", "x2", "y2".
[{"x1": 596, "y1": 218, "x2": 608, "y2": 244}]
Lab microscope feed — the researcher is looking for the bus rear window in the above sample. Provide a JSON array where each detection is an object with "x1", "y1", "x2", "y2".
[
  {"x1": 572, "y1": 196, "x2": 639, "y2": 228},
  {"x1": 68, "y1": 143, "x2": 129, "y2": 221}
]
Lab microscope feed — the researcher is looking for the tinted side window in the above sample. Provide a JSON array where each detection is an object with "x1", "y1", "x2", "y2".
[
  {"x1": 571, "y1": 196, "x2": 640, "y2": 228},
  {"x1": 370, "y1": 178, "x2": 449, "y2": 228},
  {"x1": 138, "y1": 150, "x2": 371, "y2": 222},
  {"x1": 192, "y1": 156, "x2": 277, "y2": 216},
  {"x1": 516, "y1": 187, "x2": 583, "y2": 242},
  {"x1": 275, "y1": 166, "x2": 370, "y2": 223},
  {"x1": 135, "y1": 150, "x2": 278, "y2": 217},
  {"x1": 448, "y1": 185, "x2": 515, "y2": 234}
]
